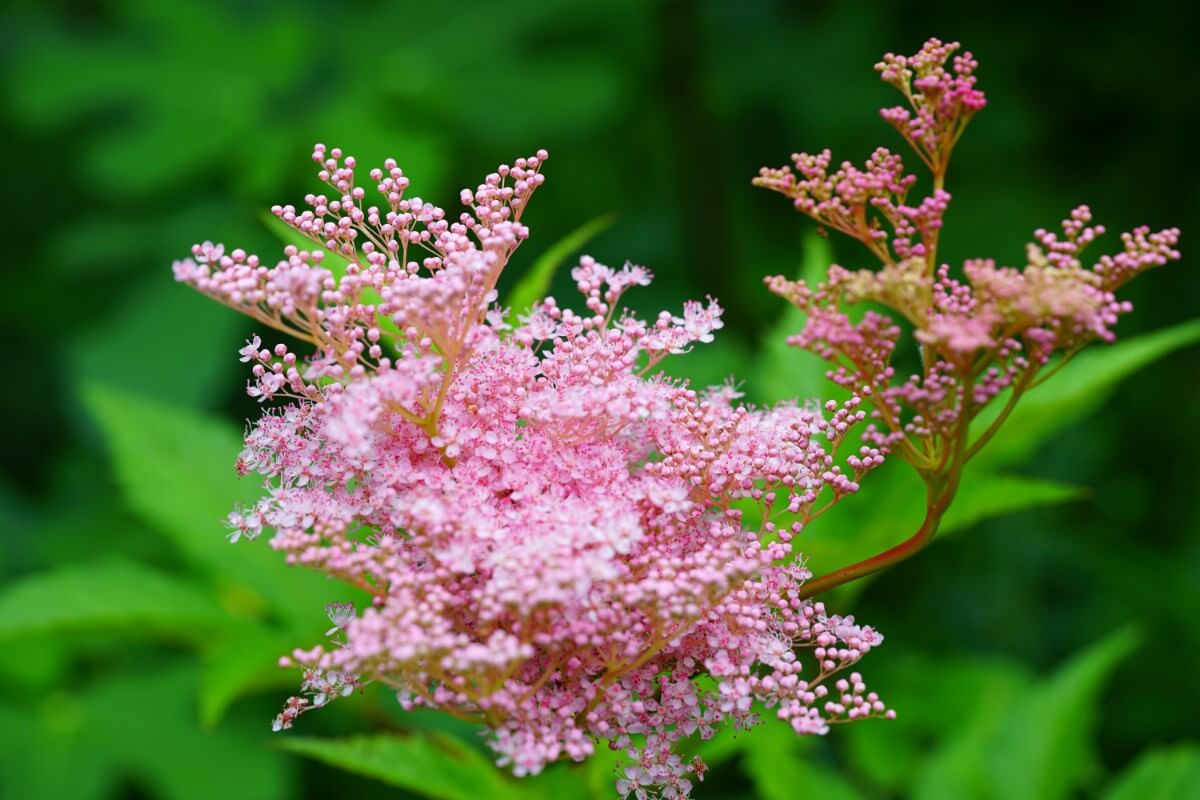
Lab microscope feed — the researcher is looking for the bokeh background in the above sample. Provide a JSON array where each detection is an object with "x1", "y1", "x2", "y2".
[{"x1": 3, "y1": 1, "x2": 1198, "y2": 798}]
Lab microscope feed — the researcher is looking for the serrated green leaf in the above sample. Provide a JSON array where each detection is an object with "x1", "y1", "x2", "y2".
[
  {"x1": 974, "y1": 320, "x2": 1200, "y2": 468},
  {"x1": 1101, "y1": 744, "x2": 1200, "y2": 800},
  {"x1": 985, "y1": 627, "x2": 1141, "y2": 800},
  {"x1": 0, "y1": 559, "x2": 231, "y2": 641},
  {"x1": 506, "y1": 212, "x2": 615, "y2": 323},
  {"x1": 81, "y1": 382, "x2": 356, "y2": 628},
  {"x1": 277, "y1": 733, "x2": 525, "y2": 800}
]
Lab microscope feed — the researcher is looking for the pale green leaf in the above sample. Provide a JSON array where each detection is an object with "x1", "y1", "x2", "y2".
[
  {"x1": 84, "y1": 664, "x2": 294, "y2": 800},
  {"x1": 506, "y1": 212, "x2": 615, "y2": 322},
  {"x1": 199, "y1": 626, "x2": 298, "y2": 728},
  {"x1": 941, "y1": 472, "x2": 1088, "y2": 535},
  {"x1": 277, "y1": 733, "x2": 525, "y2": 800},
  {"x1": 752, "y1": 231, "x2": 842, "y2": 404},
  {"x1": 1102, "y1": 744, "x2": 1200, "y2": 800},
  {"x1": 800, "y1": 463, "x2": 1083, "y2": 602},
  {"x1": 741, "y1": 724, "x2": 863, "y2": 800},
  {"x1": 0, "y1": 559, "x2": 230, "y2": 641},
  {"x1": 974, "y1": 320, "x2": 1200, "y2": 468}
]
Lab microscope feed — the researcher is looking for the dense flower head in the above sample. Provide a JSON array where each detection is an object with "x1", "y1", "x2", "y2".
[{"x1": 175, "y1": 146, "x2": 890, "y2": 797}]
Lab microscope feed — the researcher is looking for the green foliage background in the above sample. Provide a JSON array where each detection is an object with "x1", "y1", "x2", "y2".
[{"x1": 2, "y1": 1, "x2": 1198, "y2": 798}]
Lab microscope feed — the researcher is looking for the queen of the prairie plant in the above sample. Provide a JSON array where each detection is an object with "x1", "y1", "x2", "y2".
[{"x1": 174, "y1": 38, "x2": 1178, "y2": 799}]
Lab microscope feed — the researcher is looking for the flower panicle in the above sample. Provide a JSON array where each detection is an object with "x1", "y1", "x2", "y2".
[
  {"x1": 176, "y1": 146, "x2": 892, "y2": 799},
  {"x1": 756, "y1": 38, "x2": 1181, "y2": 599}
]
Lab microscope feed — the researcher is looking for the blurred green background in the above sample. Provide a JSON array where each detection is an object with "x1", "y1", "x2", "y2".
[{"x1": 3, "y1": 1, "x2": 1198, "y2": 798}]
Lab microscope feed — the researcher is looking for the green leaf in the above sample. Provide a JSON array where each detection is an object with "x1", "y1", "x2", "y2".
[
  {"x1": 81, "y1": 382, "x2": 355, "y2": 628},
  {"x1": 941, "y1": 472, "x2": 1088, "y2": 535},
  {"x1": 914, "y1": 630, "x2": 1138, "y2": 800},
  {"x1": 199, "y1": 626, "x2": 298, "y2": 728},
  {"x1": 800, "y1": 462, "x2": 1084, "y2": 602},
  {"x1": 985, "y1": 628, "x2": 1141, "y2": 800},
  {"x1": 506, "y1": 212, "x2": 615, "y2": 322},
  {"x1": 912, "y1": 664, "x2": 1033, "y2": 800},
  {"x1": 741, "y1": 724, "x2": 863, "y2": 800},
  {"x1": 974, "y1": 320, "x2": 1200, "y2": 468},
  {"x1": 524, "y1": 763, "x2": 600, "y2": 800},
  {"x1": 846, "y1": 656, "x2": 1030, "y2": 795},
  {"x1": 74, "y1": 275, "x2": 246, "y2": 412},
  {"x1": 0, "y1": 559, "x2": 231, "y2": 641},
  {"x1": 277, "y1": 733, "x2": 526, "y2": 800},
  {"x1": 0, "y1": 663, "x2": 293, "y2": 800},
  {"x1": 1102, "y1": 744, "x2": 1200, "y2": 800},
  {"x1": 85, "y1": 663, "x2": 293, "y2": 800},
  {"x1": 0, "y1": 701, "x2": 112, "y2": 800},
  {"x1": 751, "y1": 231, "x2": 842, "y2": 404},
  {"x1": 584, "y1": 744, "x2": 625, "y2": 799}
]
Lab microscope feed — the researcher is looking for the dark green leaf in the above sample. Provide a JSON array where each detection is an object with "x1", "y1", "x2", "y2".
[
  {"x1": 800, "y1": 462, "x2": 1083, "y2": 602},
  {"x1": 941, "y1": 472, "x2": 1088, "y2": 535}
]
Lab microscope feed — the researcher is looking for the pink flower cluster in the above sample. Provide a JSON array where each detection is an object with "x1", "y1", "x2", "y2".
[
  {"x1": 175, "y1": 147, "x2": 890, "y2": 796},
  {"x1": 876, "y1": 37, "x2": 986, "y2": 173},
  {"x1": 756, "y1": 39, "x2": 1180, "y2": 474}
]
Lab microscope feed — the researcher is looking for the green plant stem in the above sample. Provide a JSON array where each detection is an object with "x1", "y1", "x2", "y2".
[
  {"x1": 798, "y1": 375, "x2": 973, "y2": 599},
  {"x1": 796, "y1": 473, "x2": 957, "y2": 599}
]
